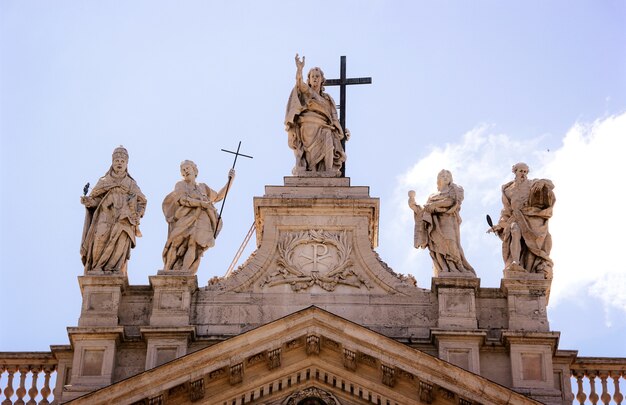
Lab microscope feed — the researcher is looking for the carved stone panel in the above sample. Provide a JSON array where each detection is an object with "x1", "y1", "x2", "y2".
[{"x1": 261, "y1": 230, "x2": 370, "y2": 291}]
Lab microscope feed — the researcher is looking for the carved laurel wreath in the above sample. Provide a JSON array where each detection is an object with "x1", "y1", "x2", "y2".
[{"x1": 261, "y1": 230, "x2": 370, "y2": 292}]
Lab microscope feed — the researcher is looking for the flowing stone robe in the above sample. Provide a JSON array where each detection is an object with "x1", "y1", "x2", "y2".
[
  {"x1": 412, "y1": 184, "x2": 475, "y2": 276},
  {"x1": 285, "y1": 84, "x2": 346, "y2": 174},
  {"x1": 496, "y1": 178, "x2": 555, "y2": 277},
  {"x1": 162, "y1": 181, "x2": 222, "y2": 272},
  {"x1": 80, "y1": 169, "x2": 146, "y2": 273}
]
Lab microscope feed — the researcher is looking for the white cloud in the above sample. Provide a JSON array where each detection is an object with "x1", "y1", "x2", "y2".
[
  {"x1": 546, "y1": 114, "x2": 626, "y2": 314},
  {"x1": 385, "y1": 113, "x2": 626, "y2": 323}
]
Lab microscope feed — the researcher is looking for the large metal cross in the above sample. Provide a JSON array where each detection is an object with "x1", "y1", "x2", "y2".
[{"x1": 324, "y1": 56, "x2": 372, "y2": 176}]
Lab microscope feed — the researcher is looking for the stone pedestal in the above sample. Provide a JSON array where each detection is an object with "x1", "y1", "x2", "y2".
[
  {"x1": 64, "y1": 327, "x2": 124, "y2": 401},
  {"x1": 501, "y1": 274, "x2": 551, "y2": 331},
  {"x1": 431, "y1": 330, "x2": 486, "y2": 374},
  {"x1": 504, "y1": 332, "x2": 562, "y2": 404},
  {"x1": 141, "y1": 326, "x2": 195, "y2": 370},
  {"x1": 432, "y1": 277, "x2": 480, "y2": 329},
  {"x1": 78, "y1": 275, "x2": 127, "y2": 327},
  {"x1": 149, "y1": 272, "x2": 198, "y2": 327}
]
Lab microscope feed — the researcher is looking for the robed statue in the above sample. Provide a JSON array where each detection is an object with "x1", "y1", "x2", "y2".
[
  {"x1": 162, "y1": 160, "x2": 235, "y2": 273},
  {"x1": 408, "y1": 170, "x2": 475, "y2": 277},
  {"x1": 285, "y1": 54, "x2": 347, "y2": 176},
  {"x1": 80, "y1": 146, "x2": 147, "y2": 274},
  {"x1": 488, "y1": 162, "x2": 555, "y2": 278}
]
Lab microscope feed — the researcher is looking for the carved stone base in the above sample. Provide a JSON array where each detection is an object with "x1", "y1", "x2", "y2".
[
  {"x1": 292, "y1": 168, "x2": 340, "y2": 177},
  {"x1": 149, "y1": 273, "x2": 198, "y2": 327},
  {"x1": 432, "y1": 278, "x2": 480, "y2": 329},
  {"x1": 501, "y1": 278, "x2": 551, "y2": 331},
  {"x1": 78, "y1": 275, "x2": 128, "y2": 327}
]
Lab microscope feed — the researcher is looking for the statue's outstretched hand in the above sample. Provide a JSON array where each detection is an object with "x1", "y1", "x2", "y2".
[
  {"x1": 228, "y1": 168, "x2": 236, "y2": 179},
  {"x1": 295, "y1": 53, "x2": 305, "y2": 71}
]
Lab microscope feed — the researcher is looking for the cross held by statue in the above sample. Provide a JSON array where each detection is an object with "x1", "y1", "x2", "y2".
[
  {"x1": 324, "y1": 56, "x2": 372, "y2": 176},
  {"x1": 215, "y1": 141, "x2": 253, "y2": 238}
]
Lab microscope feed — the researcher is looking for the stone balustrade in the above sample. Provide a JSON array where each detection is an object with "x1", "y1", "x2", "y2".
[
  {"x1": 571, "y1": 357, "x2": 626, "y2": 404},
  {"x1": 0, "y1": 352, "x2": 58, "y2": 405}
]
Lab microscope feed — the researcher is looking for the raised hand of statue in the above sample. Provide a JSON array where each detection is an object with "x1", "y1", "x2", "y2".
[
  {"x1": 295, "y1": 53, "x2": 305, "y2": 72},
  {"x1": 228, "y1": 168, "x2": 235, "y2": 180}
]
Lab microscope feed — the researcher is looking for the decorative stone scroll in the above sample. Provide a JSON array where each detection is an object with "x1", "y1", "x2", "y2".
[{"x1": 261, "y1": 230, "x2": 370, "y2": 291}]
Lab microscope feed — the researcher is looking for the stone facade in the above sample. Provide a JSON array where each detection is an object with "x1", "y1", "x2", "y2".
[{"x1": 38, "y1": 176, "x2": 582, "y2": 404}]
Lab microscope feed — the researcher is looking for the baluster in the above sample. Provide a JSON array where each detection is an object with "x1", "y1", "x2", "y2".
[
  {"x1": 39, "y1": 366, "x2": 53, "y2": 405},
  {"x1": 599, "y1": 371, "x2": 611, "y2": 405},
  {"x1": 2, "y1": 366, "x2": 16, "y2": 405},
  {"x1": 589, "y1": 371, "x2": 599, "y2": 405},
  {"x1": 15, "y1": 366, "x2": 30, "y2": 405},
  {"x1": 26, "y1": 366, "x2": 40, "y2": 405},
  {"x1": 612, "y1": 371, "x2": 624, "y2": 405},
  {"x1": 575, "y1": 371, "x2": 587, "y2": 405}
]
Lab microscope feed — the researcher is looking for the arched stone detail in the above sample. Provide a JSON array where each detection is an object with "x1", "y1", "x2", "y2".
[{"x1": 282, "y1": 387, "x2": 341, "y2": 405}]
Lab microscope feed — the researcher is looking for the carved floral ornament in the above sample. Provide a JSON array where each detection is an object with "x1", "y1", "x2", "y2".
[{"x1": 261, "y1": 230, "x2": 370, "y2": 292}]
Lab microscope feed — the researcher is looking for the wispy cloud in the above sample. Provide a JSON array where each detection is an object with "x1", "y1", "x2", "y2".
[{"x1": 384, "y1": 113, "x2": 626, "y2": 324}]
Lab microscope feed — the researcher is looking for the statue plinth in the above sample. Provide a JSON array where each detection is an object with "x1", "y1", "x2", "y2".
[{"x1": 149, "y1": 272, "x2": 198, "y2": 327}]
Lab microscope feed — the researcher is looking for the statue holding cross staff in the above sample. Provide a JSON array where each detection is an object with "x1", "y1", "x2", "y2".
[
  {"x1": 161, "y1": 160, "x2": 236, "y2": 273},
  {"x1": 284, "y1": 54, "x2": 371, "y2": 177}
]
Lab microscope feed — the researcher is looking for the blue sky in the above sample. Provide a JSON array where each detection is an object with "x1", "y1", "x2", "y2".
[{"x1": 1, "y1": 1, "x2": 625, "y2": 358}]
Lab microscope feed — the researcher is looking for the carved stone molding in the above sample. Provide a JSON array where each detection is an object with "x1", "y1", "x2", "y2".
[
  {"x1": 419, "y1": 381, "x2": 434, "y2": 404},
  {"x1": 381, "y1": 364, "x2": 396, "y2": 387},
  {"x1": 306, "y1": 335, "x2": 320, "y2": 355},
  {"x1": 283, "y1": 387, "x2": 340, "y2": 405},
  {"x1": 343, "y1": 349, "x2": 357, "y2": 371},
  {"x1": 261, "y1": 230, "x2": 370, "y2": 291},
  {"x1": 189, "y1": 378, "x2": 204, "y2": 402},
  {"x1": 229, "y1": 363, "x2": 243, "y2": 385},
  {"x1": 208, "y1": 367, "x2": 226, "y2": 381},
  {"x1": 247, "y1": 351, "x2": 266, "y2": 366},
  {"x1": 267, "y1": 348, "x2": 281, "y2": 370}
]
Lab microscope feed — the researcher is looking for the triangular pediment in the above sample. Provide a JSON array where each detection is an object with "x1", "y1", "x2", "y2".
[{"x1": 68, "y1": 307, "x2": 539, "y2": 405}]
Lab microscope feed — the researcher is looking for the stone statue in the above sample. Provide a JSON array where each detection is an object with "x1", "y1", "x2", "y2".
[
  {"x1": 488, "y1": 162, "x2": 555, "y2": 278},
  {"x1": 408, "y1": 170, "x2": 475, "y2": 276},
  {"x1": 80, "y1": 146, "x2": 147, "y2": 274},
  {"x1": 285, "y1": 53, "x2": 347, "y2": 176},
  {"x1": 162, "y1": 160, "x2": 235, "y2": 272}
]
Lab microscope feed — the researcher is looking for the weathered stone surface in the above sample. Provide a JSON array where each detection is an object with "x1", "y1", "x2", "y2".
[
  {"x1": 162, "y1": 161, "x2": 235, "y2": 273},
  {"x1": 80, "y1": 146, "x2": 146, "y2": 275},
  {"x1": 285, "y1": 54, "x2": 346, "y2": 177},
  {"x1": 488, "y1": 162, "x2": 555, "y2": 279},
  {"x1": 409, "y1": 170, "x2": 475, "y2": 276}
]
